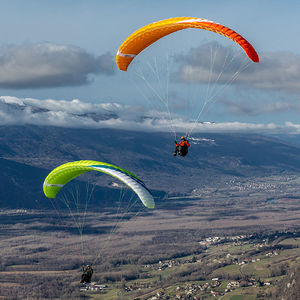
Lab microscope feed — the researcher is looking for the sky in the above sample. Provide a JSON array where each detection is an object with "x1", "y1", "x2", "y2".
[{"x1": 0, "y1": 0, "x2": 299, "y2": 135}]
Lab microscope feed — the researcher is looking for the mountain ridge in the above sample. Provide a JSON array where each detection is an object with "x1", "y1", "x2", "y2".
[{"x1": 1, "y1": 125, "x2": 300, "y2": 208}]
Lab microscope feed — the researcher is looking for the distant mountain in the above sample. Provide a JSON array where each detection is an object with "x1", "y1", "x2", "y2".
[
  {"x1": 0, "y1": 157, "x2": 47, "y2": 208},
  {"x1": 271, "y1": 134, "x2": 300, "y2": 146},
  {"x1": 0, "y1": 125, "x2": 300, "y2": 208},
  {"x1": 0, "y1": 156, "x2": 142, "y2": 210}
]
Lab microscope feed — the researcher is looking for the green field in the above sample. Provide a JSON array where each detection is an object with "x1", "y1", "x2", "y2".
[
  {"x1": 0, "y1": 209, "x2": 298, "y2": 299},
  {"x1": 80, "y1": 233, "x2": 299, "y2": 299}
]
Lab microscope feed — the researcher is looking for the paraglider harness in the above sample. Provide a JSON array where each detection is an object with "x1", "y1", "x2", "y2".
[
  {"x1": 174, "y1": 136, "x2": 190, "y2": 157},
  {"x1": 80, "y1": 265, "x2": 94, "y2": 284}
]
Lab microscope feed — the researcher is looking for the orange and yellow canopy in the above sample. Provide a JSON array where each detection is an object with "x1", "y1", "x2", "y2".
[{"x1": 116, "y1": 17, "x2": 259, "y2": 71}]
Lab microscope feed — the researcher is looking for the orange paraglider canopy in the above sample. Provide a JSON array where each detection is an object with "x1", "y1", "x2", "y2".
[{"x1": 116, "y1": 17, "x2": 259, "y2": 71}]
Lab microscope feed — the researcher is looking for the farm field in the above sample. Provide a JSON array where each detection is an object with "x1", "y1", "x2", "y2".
[{"x1": 0, "y1": 186, "x2": 299, "y2": 299}]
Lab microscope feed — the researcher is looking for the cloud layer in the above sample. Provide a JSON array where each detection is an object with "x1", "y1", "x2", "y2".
[
  {"x1": 0, "y1": 43, "x2": 114, "y2": 89},
  {"x1": 176, "y1": 42, "x2": 300, "y2": 94},
  {"x1": 0, "y1": 96, "x2": 299, "y2": 134},
  {"x1": 219, "y1": 96, "x2": 300, "y2": 116}
]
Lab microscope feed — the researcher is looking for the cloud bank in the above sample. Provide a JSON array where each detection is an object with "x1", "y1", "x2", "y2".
[
  {"x1": 0, "y1": 96, "x2": 299, "y2": 134},
  {"x1": 219, "y1": 96, "x2": 300, "y2": 116},
  {"x1": 0, "y1": 43, "x2": 114, "y2": 89},
  {"x1": 177, "y1": 42, "x2": 300, "y2": 94}
]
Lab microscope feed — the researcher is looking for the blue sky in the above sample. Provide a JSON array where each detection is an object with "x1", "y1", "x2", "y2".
[{"x1": 0, "y1": 0, "x2": 299, "y2": 134}]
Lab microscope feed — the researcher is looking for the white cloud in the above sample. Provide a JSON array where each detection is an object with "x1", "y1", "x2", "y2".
[
  {"x1": 0, "y1": 96, "x2": 299, "y2": 134},
  {"x1": 0, "y1": 43, "x2": 114, "y2": 89},
  {"x1": 176, "y1": 42, "x2": 300, "y2": 94}
]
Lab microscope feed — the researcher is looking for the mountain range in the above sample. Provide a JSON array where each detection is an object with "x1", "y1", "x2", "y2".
[{"x1": 0, "y1": 125, "x2": 300, "y2": 209}]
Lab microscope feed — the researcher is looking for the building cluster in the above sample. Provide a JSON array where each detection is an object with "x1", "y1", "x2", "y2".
[
  {"x1": 224, "y1": 179, "x2": 278, "y2": 193},
  {"x1": 123, "y1": 282, "x2": 152, "y2": 292},
  {"x1": 265, "y1": 251, "x2": 279, "y2": 257},
  {"x1": 198, "y1": 234, "x2": 247, "y2": 247},
  {"x1": 79, "y1": 283, "x2": 107, "y2": 292},
  {"x1": 146, "y1": 275, "x2": 273, "y2": 299},
  {"x1": 148, "y1": 280, "x2": 223, "y2": 300},
  {"x1": 157, "y1": 259, "x2": 180, "y2": 271},
  {"x1": 144, "y1": 258, "x2": 196, "y2": 271}
]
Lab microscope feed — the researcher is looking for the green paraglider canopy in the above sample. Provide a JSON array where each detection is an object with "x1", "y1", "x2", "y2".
[{"x1": 43, "y1": 160, "x2": 155, "y2": 209}]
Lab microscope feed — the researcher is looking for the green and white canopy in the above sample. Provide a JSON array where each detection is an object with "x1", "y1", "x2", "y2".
[{"x1": 43, "y1": 160, "x2": 155, "y2": 209}]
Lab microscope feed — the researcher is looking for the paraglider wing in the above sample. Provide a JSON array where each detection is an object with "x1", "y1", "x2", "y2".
[
  {"x1": 116, "y1": 17, "x2": 259, "y2": 71},
  {"x1": 43, "y1": 160, "x2": 155, "y2": 208}
]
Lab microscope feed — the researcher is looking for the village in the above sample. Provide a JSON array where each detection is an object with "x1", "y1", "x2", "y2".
[
  {"x1": 80, "y1": 230, "x2": 298, "y2": 299},
  {"x1": 147, "y1": 277, "x2": 268, "y2": 300}
]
